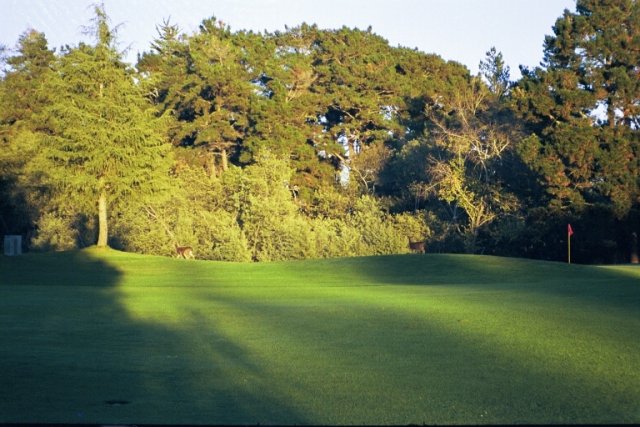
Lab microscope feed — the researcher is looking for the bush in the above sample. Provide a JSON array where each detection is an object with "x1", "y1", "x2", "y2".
[
  {"x1": 347, "y1": 196, "x2": 410, "y2": 255},
  {"x1": 32, "y1": 209, "x2": 96, "y2": 251},
  {"x1": 190, "y1": 209, "x2": 251, "y2": 262},
  {"x1": 115, "y1": 151, "x2": 436, "y2": 262},
  {"x1": 31, "y1": 212, "x2": 78, "y2": 251}
]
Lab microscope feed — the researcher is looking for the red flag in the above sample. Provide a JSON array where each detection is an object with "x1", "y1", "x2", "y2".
[{"x1": 568, "y1": 224, "x2": 574, "y2": 237}]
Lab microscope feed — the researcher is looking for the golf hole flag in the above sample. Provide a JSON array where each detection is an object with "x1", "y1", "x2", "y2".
[{"x1": 567, "y1": 224, "x2": 574, "y2": 263}]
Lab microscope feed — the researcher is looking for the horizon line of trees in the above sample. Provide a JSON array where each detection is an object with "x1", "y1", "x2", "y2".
[{"x1": 1, "y1": 0, "x2": 638, "y2": 263}]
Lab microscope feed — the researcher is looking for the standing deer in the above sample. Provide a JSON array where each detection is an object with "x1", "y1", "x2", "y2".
[
  {"x1": 175, "y1": 244, "x2": 195, "y2": 259},
  {"x1": 409, "y1": 241, "x2": 426, "y2": 254}
]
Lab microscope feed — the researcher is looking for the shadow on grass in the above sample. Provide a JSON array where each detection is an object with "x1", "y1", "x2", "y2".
[
  {"x1": 2, "y1": 250, "x2": 638, "y2": 424},
  {"x1": 0, "y1": 250, "x2": 308, "y2": 424},
  {"x1": 343, "y1": 253, "x2": 640, "y2": 311},
  {"x1": 197, "y1": 279, "x2": 640, "y2": 425}
]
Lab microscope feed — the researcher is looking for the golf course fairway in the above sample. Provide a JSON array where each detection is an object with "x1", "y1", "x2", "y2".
[{"x1": 1, "y1": 248, "x2": 639, "y2": 424}]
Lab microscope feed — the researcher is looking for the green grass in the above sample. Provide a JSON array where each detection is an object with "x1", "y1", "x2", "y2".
[{"x1": 1, "y1": 248, "x2": 639, "y2": 424}]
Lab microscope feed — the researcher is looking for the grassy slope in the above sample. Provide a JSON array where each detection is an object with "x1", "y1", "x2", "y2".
[{"x1": 1, "y1": 248, "x2": 639, "y2": 424}]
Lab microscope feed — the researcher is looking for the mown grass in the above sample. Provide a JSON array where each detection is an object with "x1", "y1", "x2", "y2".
[{"x1": 1, "y1": 248, "x2": 639, "y2": 424}]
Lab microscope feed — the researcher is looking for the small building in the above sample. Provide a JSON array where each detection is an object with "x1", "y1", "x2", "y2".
[{"x1": 3, "y1": 235, "x2": 22, "y2": 256}]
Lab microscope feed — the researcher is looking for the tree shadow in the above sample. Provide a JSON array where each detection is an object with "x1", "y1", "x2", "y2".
[
  {"x1": 0, "y1": 250, "x2": 308, "y2": 424},
  {"x1": 196, "y1": 277, "x2": 640, "y2": 424},
  {"x1": 0, "y1": 176, "x2": 37, "y2": 248},
  {"x1": 340, "y1": 253, "x2": 640, "y2": 312},
  {"x1": 3, "y1": 250, "x2": 638, "y2": 424}
]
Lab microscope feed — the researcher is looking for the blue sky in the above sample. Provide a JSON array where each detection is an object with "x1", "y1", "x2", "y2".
[{"x1": 2, "y1": 0, "x2": 575, "y2": 78}]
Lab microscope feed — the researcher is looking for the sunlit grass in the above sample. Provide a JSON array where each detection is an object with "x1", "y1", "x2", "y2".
[{"x1": 1, "y1": 248, "x2": 639, "y2": 424}]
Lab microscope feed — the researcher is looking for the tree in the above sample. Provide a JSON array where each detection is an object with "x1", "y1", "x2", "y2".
[
  {"x1": 512, "y1": 0, "x2": 640, "y2": 216},
  {"x1": 0, "y1": 30, "x2": 55, "y2": 140},
  {"x1": 242, "y1": 25, "x2": 338, "y2": 193},
  {"x1": 32, "y1": 5, "x2": 172, "y2": 248},
  {"x1": 178, "y1": 18, "x2": 252, "y2": 173},
  {"x1": 0, "y1": 30, "x2": 56, "y2": 238},
  {"x1": 479, "y1": 46, "x2": 510, "y2": 99},
  {"x1": 312, "y1": 27, "x2": 407, "y2": 192},
  {"x1": 378, "y1": 49, "x2": 478, "y2": 207},
  {"x1": 141, "y1": 17, "x2": 252, "y2": 177},
  {"x1": 424, "y1": 75, "x2": 519, "y2": 252}
]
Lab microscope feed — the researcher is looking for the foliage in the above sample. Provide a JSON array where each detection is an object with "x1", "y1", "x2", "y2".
[
  {"x1": 0, "y1": 30, "x2": 56, "y2": 239},
  {"x1": 1, "y1": 3, "x2": 638, "y2": 262},
  {"x1": 26, "y1": 6, "x2": 173, "y2": 248},
  {"x1": 512, "y1": 0, "x2": 640, "y2": 217},
  {"x1": 479, "y1": 46, "x2": 511, "y2": 99}
]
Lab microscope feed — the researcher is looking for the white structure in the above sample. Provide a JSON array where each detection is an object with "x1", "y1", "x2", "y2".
[{"x1": 3, "y1": 235, "x2": 22, "y2": 256}]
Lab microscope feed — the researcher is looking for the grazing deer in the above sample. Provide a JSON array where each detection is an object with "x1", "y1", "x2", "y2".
[
  {"x1": 409, "y1": 241, "x2": 426, "y2": 254},
  {"x1": 175, "y1": 244, "x2": 195, "y2": 259}
]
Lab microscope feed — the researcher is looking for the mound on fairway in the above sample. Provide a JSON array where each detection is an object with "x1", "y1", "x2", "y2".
[{"x1": 1, "y1": 248, "x2": 639, "y2": 425}]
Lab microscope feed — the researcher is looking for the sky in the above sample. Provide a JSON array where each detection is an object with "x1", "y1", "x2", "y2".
[{"x1": 2, "y1": 0, "x2": 575, "y2": 78}]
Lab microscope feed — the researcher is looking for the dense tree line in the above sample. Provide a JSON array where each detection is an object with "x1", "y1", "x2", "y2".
[{"x1": 1, "y1": 1, "x2": 638, "y2": 263}]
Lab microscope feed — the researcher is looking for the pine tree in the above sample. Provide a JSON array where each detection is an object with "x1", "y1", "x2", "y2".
[
  {"x1": 311, "y1": 27, "x2": 406, "y2": 192},
  {"x1": 0, "y1": 30, "x2": 55, "y2": 140},
  {"x1": 33, "y1": 6, "x2": 172, "y2": 247},
  {"x1": 242, "y1": 24, "x2": 337, "y2": 192},
  {"x1": 0, "y1": 30, "x2": 56, "y2": 237},
  {"x1": 479, "y1": 46, "x2": 510, "y2": 99},
  {"x1": 142, "y1": 17, "x2": 252, "y2": 177},
  {"x1": 512, "y1": 0, "x2": 640, "y2": 216}
]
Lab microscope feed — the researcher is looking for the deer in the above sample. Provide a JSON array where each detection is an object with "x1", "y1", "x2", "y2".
[
  {"x1": 409, "y1": 240, "x2": 426, "y2": 254},
  {"x1": 175, "y1": 244, "x2": 195, "y2": 259},
  {"x1": 143, "y1": 206, "x2": 197, "y2": 260}
]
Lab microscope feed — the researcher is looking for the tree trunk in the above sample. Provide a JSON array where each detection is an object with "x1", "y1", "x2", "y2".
[
  {"x1": 205, "y1": 151, "x2": 216, "y2": 177},
  {"x1": 221, "y1": 148, "x2": 229, "y2": 172},
  {"x1": 465, "y1": 229, "x2": 479, "y2": 254},
  {"x1": 97, "y1": 190, "x2": 108, "y2": 247},
  {"x1": 96, "y1": 83, "x2": 108, "y2": 248},
  {"x1": 607, "y1": 97, "x2": 616, "y2": 128}
]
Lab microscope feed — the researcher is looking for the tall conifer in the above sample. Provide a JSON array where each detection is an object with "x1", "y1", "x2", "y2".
[
  {"x1": 513, "y1": 0, "x2": 640, "y2": 215},
  {"x1": 34, "y1": 5, "x2": 172, "y2": 247}
]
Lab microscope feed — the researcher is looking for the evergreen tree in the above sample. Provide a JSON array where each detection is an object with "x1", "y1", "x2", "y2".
[
  {"x1": 178, "y1": 18, "x2": 252, "y2": 173},
  {"x1": 312, "y1": 27, "x2": 407, "y2": 192},
  {"x1": 512, "y1": 0, "x2": 640, "y2": 216},
  {"x1": 141, "y1": 17, "x2": 252, "y2": 176},
  {"x1": 242, "y1": 25, "x2": 338, "y2": 193},
  {"x1": 32, "y1": 5, "x2": 172, "y2": 248},
  {"x1": 0, "y1": 30, "x2": 55, "y2": 141},
  {"x1": 0, "y1": 30, "x2": 55, "y2": 238},
  {"x1": 479, "y1": 46, "x2": 510, "y2": 99}
]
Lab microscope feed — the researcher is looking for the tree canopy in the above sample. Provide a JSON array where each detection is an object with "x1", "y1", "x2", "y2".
[
  {"x1": 513, "y1": 0, "x2": 640, "y2": 216},
  {"x1": 1, "y1": 0, "x2": 638, "y2": 263}
]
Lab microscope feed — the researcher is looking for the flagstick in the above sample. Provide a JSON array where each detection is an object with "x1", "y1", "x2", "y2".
[{"x1": 568, "y1": 232, "x2": 571, "y2": 264}]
